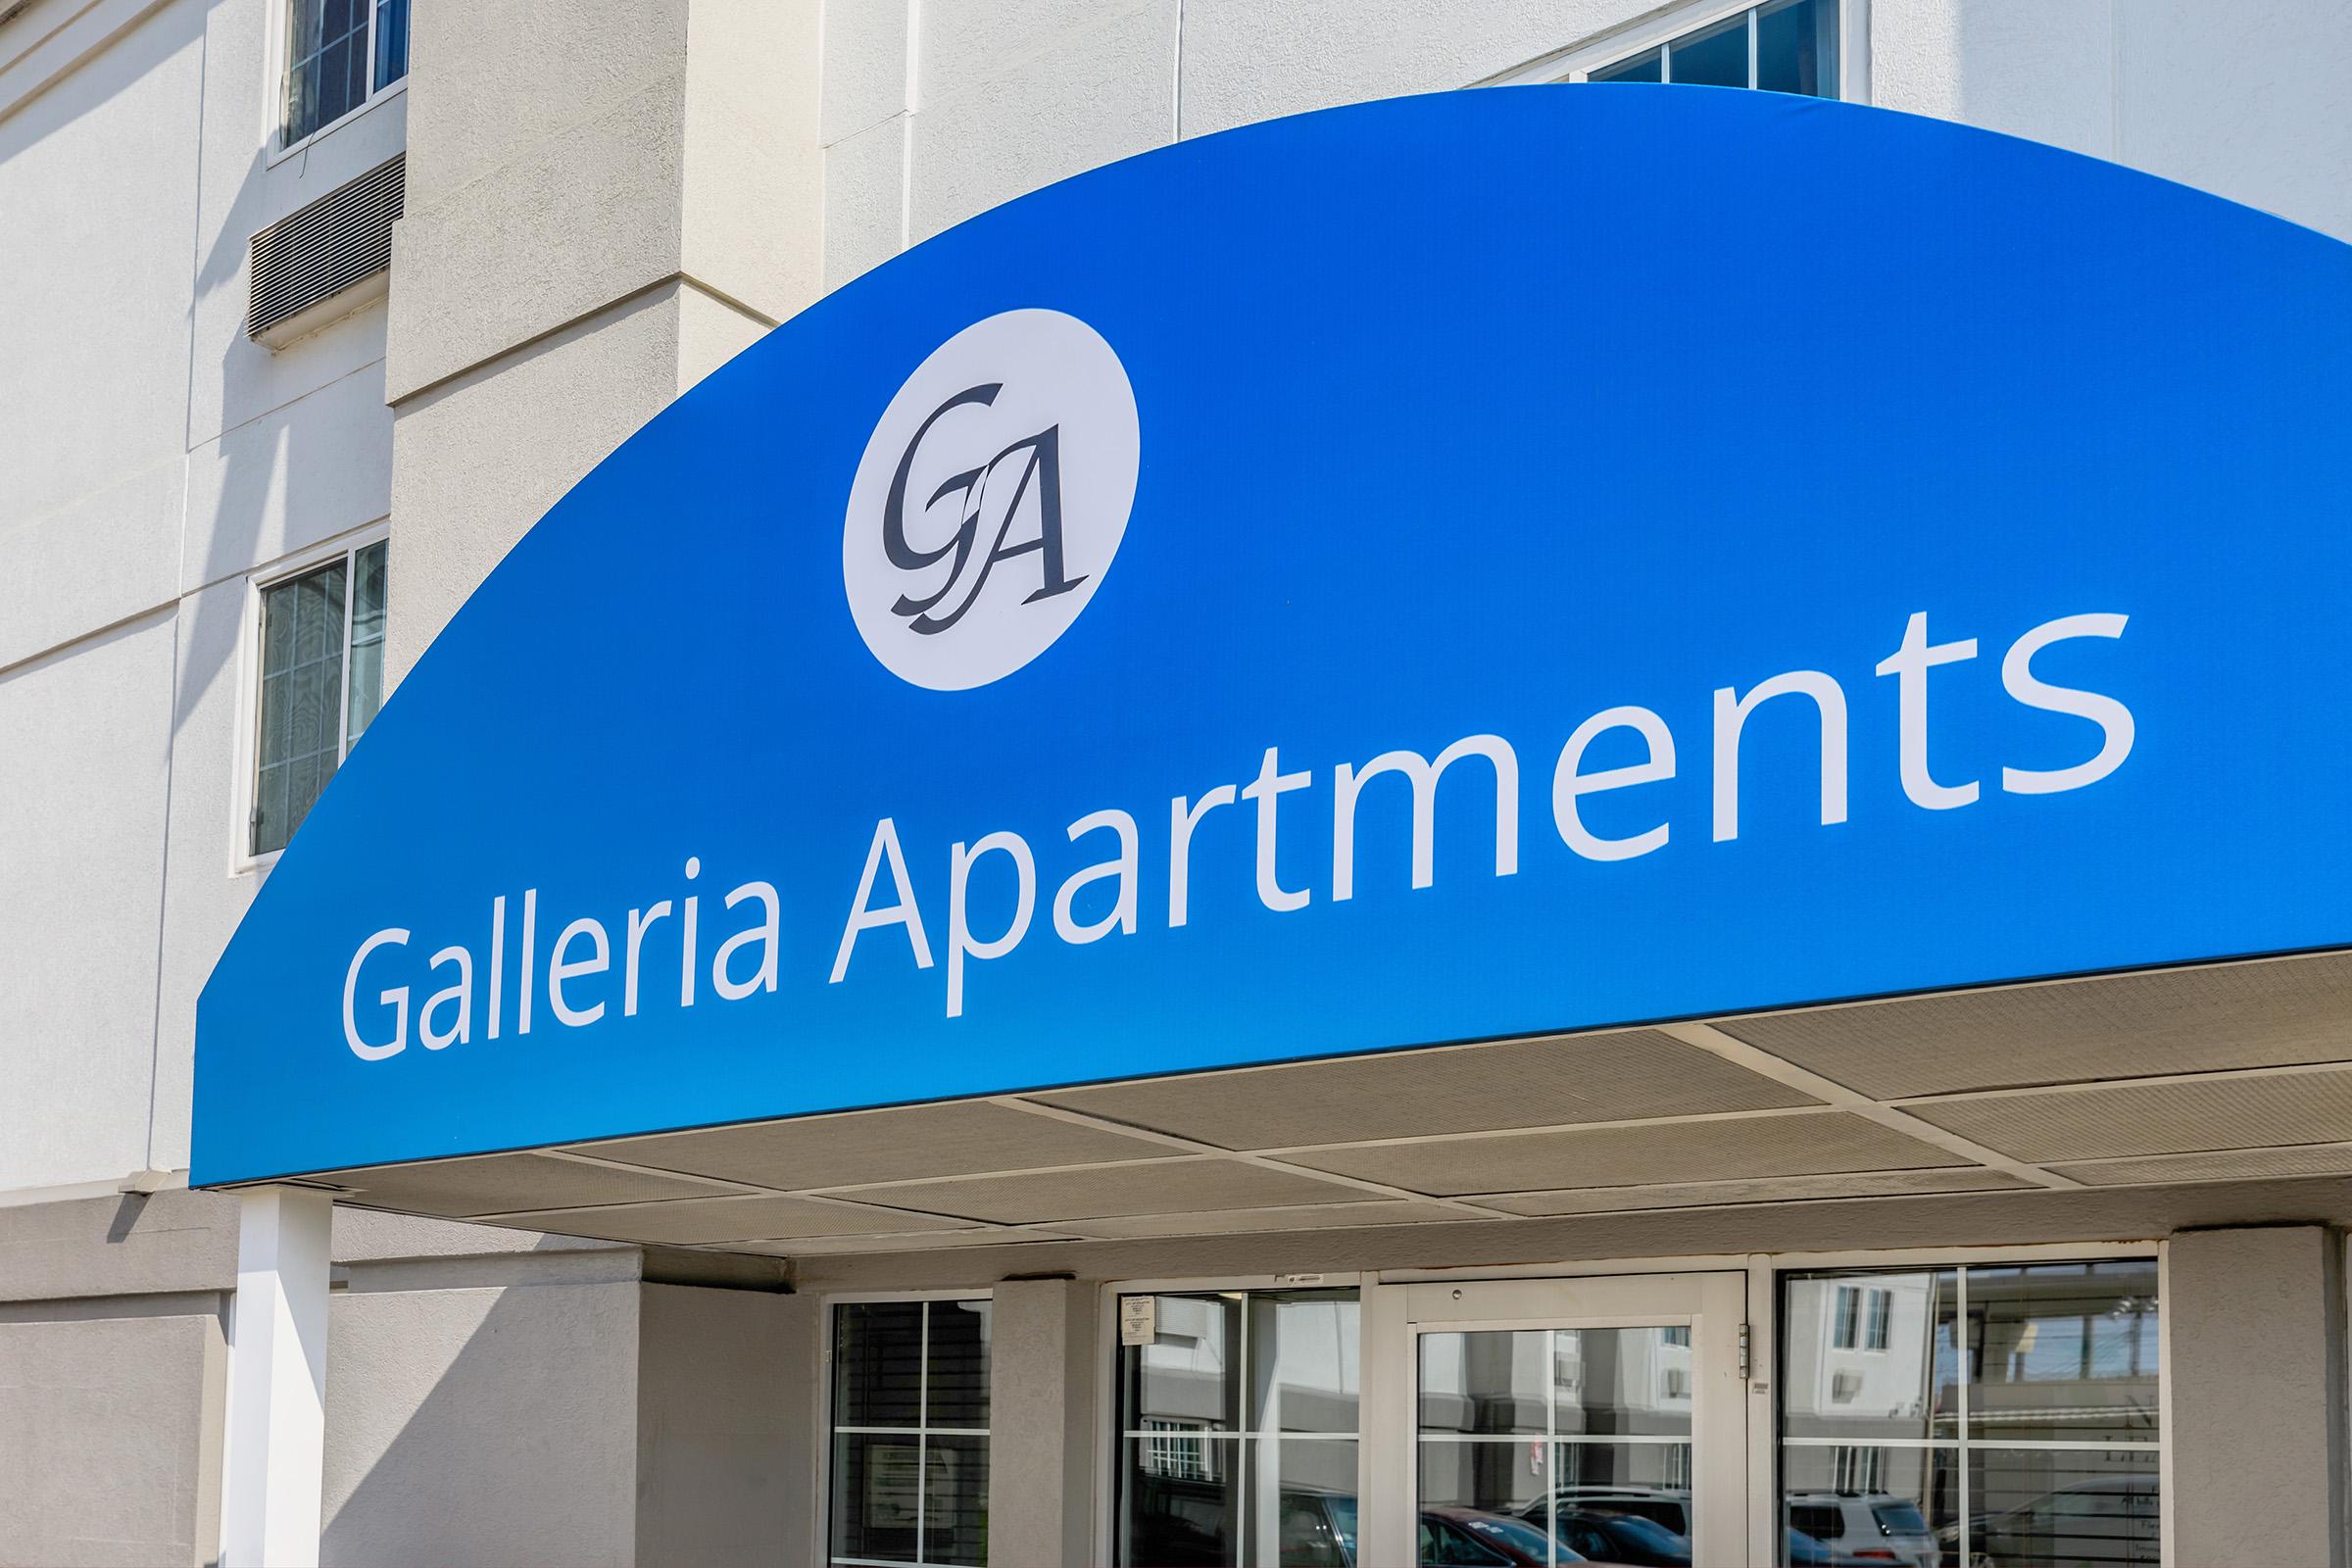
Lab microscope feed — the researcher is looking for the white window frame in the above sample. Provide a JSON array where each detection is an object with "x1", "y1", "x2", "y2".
[
  {"x1": 1777, "y1": 1249, "x2": 2169, "y2": 1568},
  {"x1": 269, "y1": 0, "x2": 410, "y2": 165},
  {"x1": 230, "y1": 520, "x2": 389, "y2": 876},
  {"x1": 1093, "y1": 1273, "x2": 1370, "y2": 1568},
  {"x1": 1098, "y1": 1243, "x2": 2170, "y2": 1568},
  {"x1": 817, "y1": 1289, "x2": 998, "y2": 1568},
  {"x1": 1483, "y1": 0, "x2": 1870, "y2": 105}
]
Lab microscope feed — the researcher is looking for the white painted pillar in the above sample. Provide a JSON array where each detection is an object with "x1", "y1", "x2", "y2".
[{"x1": 220, "y1": 1186, "x2": 333, "y2": 1567}]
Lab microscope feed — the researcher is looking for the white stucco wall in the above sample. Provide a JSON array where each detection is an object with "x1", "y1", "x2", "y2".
[{"x1": 0, "y1": 0, "x2": 399, "y2": 1192}]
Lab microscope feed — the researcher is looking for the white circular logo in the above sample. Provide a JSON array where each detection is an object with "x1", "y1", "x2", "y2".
[{"x1": 844, "y1": 309, "x2": 1140, "y2": 691}]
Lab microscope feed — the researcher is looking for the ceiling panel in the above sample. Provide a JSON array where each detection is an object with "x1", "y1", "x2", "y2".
[
  {"x1": 844, "y1": 1158, "x2": 1383, "y2": 1224},
  {"x1": 334, "y1": 1152, "x2": 739, "y2": 1217},
  {"x1": 1287, "y1": 1111, "x2": 1974, "y2": 1196},
  {"x1": 574, "y1": 1100, "x2": 1175, "y2": 1189},
  {"x1": 1905, "y1": 1069, "x2": 2352, "y2": 1162},
  {"x1": 483, "y1": 1194, "x2": 971, "y2": 1246},
  {"x1": 1034, "y1": 1029, "x2": 1818, "y2": 1149},
  {"x1": 716, "y1": 1229, "x2": 1080, "y2": 1256},
  {"x1": 1479, "y1": 1167, "x2": 2035, "y2": 1216},
  {"x1": 2052, "y1": 1145, "x2": 2352, "y2": 1186},
  {"x1": 1723, "y1": 954, "x2": 2352, "y2": 1098},
  {"x1": 1057, "y1": 1200, "x2": 1475, "y2": 1240}
]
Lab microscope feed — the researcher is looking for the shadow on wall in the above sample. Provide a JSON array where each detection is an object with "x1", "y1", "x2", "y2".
[{"x1": 318, "y1": 1268, "x2": 808, "y2": 1568}]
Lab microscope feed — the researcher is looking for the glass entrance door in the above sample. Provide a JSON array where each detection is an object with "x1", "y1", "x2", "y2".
[{"x1": 1376, "y1": 1273, "x2": 1748, "y2": 1568}]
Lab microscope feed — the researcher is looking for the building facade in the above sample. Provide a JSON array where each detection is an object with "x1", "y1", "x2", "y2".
[{"x1": 5, "y1": 1, "x2": 2352, "y2": 1564}]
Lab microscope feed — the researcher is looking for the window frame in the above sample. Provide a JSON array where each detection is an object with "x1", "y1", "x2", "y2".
[
  {"x1": 1482, "y1": 0, "x2": 1870, "y2": 103},
  {"x1": 1103, "y1": 1276, "x2": 1370, "y2": 1568},
  {"x1": 269, "y1": 0, "x2": 411, "y2": 165},
  {"x1": 231, "y1": 521, "x2": 389, "y2": 875},
  {"x1": 1771, "y1": 1247, "x2": 2173, "y2": 1568},
  {"x1": 818, "y1": 1289, "x2": 998, "y2": 1568},
  {"x1": 1102, "y1": 1245, "x2": 2169, "y2": 1568}
]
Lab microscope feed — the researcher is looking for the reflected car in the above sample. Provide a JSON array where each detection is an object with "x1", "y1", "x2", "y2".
[
  {"x1": 1786, "y1": 1491, "x2": 1939, "y2": 1568},
  {"x1": 1421, "y1": 1505, "x2": 1604, "y2": 1565},
  {"x1": 1936, "y1": 1475, "x2": 2159, "y2": 1568},
  {"x1": 1520, "y1": 1487, "x2": 1694, "y2": 1539},
  {"x1": 1550, "y1": 1510, "x2": 1692, "y2": 1567}
]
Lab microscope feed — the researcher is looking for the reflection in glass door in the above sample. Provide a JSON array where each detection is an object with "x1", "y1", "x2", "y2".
[
  {"x1": 1391, "y1": 1274, "x2": 1748, "y2": 1568},
  {"x1": 1418, "y1": 1326, "x2": 1696, "y2": 1566}
]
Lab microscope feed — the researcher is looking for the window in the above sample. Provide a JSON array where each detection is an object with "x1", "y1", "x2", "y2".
[
  {"x1": 830, "y1": 1298, "x2": 991, "y2": 1568},
  {"x1": 1115, "y1": 1289, "x2": 1359, "y2": 1568},
  {"x1": 1522, "y1": 0, "x2": 1839, "y2": 99},
  {"x1": 250, "y1": 537, "x2": 386, "y2": 858},
  {"x1": 283, "y1": 0, "x2": 411, "y2": 146},
  {"x1": 1831, "y1": 1285, "x2": 1860, "y2": 1348},
  {"x1": 1782, "y1": 1259, "x2": 2162, "y2": 1568}
]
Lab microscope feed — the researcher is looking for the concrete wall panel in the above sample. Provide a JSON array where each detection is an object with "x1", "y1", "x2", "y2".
[
  {"x1": 906, "y1": 0, "x2": 1178, "y2": 241},
  {"x1": 634, "y1": 1285, "x2": 806, "y2": 1567},
  {"x1": 2167, "y1": 1226, "x2": 2348, "y2": 1568},
  {"x1": 1870, "y1": 0, "x2": 2118, "y2": 160},
  {"x1": 822, "y1": 113, "x2": 907, "y2": 289},
  {"x1": 0, "y1": 1305, "x2": 225, "y2": 1568},
  {"x1": 322, "y1": 1279, "x2": 641, "y2": 1567},
  {"x1": 821, "y1": 0, "x2": 912, "y2": 148},
  {"x1": 1175, "y1": 0, "x2": 1647, "y2": 136},
  {"x1": 0, "y1": 615, "x2": 175, "y2": 1190},
  {"x1": 0, "y1": 0, "x2": 200, "y2": 670},
  {"x1": 2118, "y1": 0, "x2": 2352, "y2": 243},
  {"x1": 0, "y1": 1189, "x2": 237, "y2": 1305},
  {"x1": 682, "y1": 0, "x2": 823, "y2": 323}
]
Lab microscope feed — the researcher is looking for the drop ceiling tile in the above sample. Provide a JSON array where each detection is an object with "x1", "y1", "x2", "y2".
[
  {"x1": 1905, "y1": 1069, "x2": 2352, "y2": 1162},
  {"x1": 845, "y1": 1158, "x2": 1382, "y2": 1224},
  {"x1": 1287, "y1": 1112, "x2": 1972, "y2": 1196},
  {"x1": 575, "y1": 1100, "x2": 1175, "y2": 1189},
  {"x1": 2052, "y1": 1145, "x2": 2352, "y2": 1186},
  {"x1": 1722, "y1": 953, "x2": 2352, "y2": 1098},
  {"x1": 336, "y1": 1153, "x2": 740, "y2": 1218},
  {"x1": 1035, "y1": 1029, "x2": 1819, "y2": 1149},
  {"x1": 484, "y1": 1194, "x2": 969, "y2": 1246},
  {"x1": 1479, "y1": 1168, "x2": 2035, "y2": 1217},
  {"x1": 721, "y1": 1229, "x2": 1080, "y2": 1256},
  {"x1": 1057, "y1": 1200, "x2": 1475, "y2": 1240}
]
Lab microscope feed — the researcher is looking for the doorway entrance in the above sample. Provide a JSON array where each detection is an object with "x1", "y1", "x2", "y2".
[{"x1": 1374, "y1": 1273, "x2": 1749, "y2": 1567}]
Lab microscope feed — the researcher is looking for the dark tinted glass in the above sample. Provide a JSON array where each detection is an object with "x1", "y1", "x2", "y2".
[
  {"x1": 924, "y1": 1435, "x2": 989, "y2": 1566},
  {"x1": 1589, "y1": 47, "x2": 1662, "y2": 82},
  {"x1": 1757, "y1": 0, "x2": 1834, "y2": 95},
  {"x1": 835, "y1": 1300, "x2": 924, "y2": 1428},
  {"x1": 372, "y1": 0, "x2": 411, "y2": 89},
  {"x1": 926, "y1": 1298, "x2": 992, "y2": 1428},
  {"x1": 1667, "y1": 15, "x2": 1748, "y2": 86},
  {"x1": 1122, "y1": 1435, "x2": 1238, "y2": 1565}
]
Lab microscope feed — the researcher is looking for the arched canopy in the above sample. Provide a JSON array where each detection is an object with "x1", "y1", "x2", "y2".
[{"x1": 194, "y1": 86, "x2": 2352, "y2": 1189}]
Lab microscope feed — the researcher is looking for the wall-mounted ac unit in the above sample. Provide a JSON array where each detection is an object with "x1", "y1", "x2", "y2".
[{"x1": 248, "y1": 154, "x2": 404, "y2": 349}]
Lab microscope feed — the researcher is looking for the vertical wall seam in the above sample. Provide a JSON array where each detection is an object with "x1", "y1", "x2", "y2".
[
  {"x1": 1172, "y1": 0, "x2": 1184, "y2": 141},
  {"x1": 898, "y1": 0, "x2": 920, "y2": 252}
]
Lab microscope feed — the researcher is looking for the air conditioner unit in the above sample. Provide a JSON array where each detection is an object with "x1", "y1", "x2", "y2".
[{"x1": 248, "y1": 154, "x2": 404, "y2": 348}]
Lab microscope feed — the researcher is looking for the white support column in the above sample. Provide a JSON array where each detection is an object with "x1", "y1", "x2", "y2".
[{"x1": 220, "y1": 1186, "x2": 333, "y2": 1568}]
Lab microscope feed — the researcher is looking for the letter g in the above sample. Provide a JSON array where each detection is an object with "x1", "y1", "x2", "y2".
[{"x1": 344, "y1": 928, "x2": 413, "y2": 1061}]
